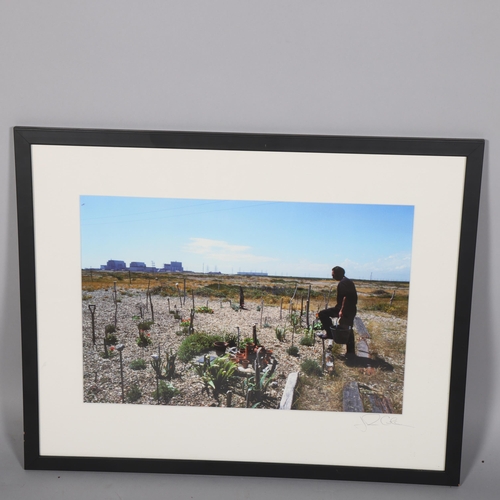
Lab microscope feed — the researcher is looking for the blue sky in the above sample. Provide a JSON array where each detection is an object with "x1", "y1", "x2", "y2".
[{"x1": 80, "y1": 196, "x2": 414, "y2": 281}]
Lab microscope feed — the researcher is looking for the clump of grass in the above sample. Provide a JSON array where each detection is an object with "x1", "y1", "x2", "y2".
[
  {"x1": 300, "y1": 358, "x2": 323, "y2": 377},
  {"x1": 152, "y1": 381, "x2": 179, "y2": 403},
  {"x1": 287, "y1": 345, "x2": 299, "y2": 356},
  {"x1": 195, "y1": 306, "x2": 214, "y2": 314},
  {"x1": 126, "y1": 384, "x2": 142, "y2": 402},
  {"x1": 177, "y1": 332, "x2": 223, "y2": 363},
  {"x1": 300, "y1": 327, "x2": 315, "y2": 347},
  {"x1": 129, "y1": 359, "x2": 147, "y2": 370},
  {"x1": 275, "y1": 326, "x2": 286, "y2": 342}
]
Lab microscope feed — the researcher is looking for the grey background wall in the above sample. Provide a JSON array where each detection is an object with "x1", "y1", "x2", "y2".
[{"x1": 1, "y1": 1, "x2": 498, "y2": 498}]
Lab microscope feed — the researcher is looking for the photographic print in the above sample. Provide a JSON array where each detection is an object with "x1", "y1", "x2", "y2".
[
  {"x1": 82, "y1": 195, "x2": 413, "y2": 412},
  {"x1": 15, "y1": 127, "x2": 483, "y2": 484}
]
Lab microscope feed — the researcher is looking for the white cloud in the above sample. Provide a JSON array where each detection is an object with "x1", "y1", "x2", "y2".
[{"x1": 183, "y1": 238, "x2": 277, "y2": 264}]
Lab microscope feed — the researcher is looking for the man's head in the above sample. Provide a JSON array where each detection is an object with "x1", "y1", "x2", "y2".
[{"x1": 331, "y1": 266, "x2": 345, "y2": 280}]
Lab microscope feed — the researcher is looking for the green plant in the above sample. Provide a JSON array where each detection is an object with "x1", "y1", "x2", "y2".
[
  {"x1": 231, "y1": 303, "x2": 240, "y2": 312},
  {"x1": 136, "y1": 320, "x2": 153, "y2": 347},
  {"x1": 104, "y1": 333, "x2": 118, "y2": 345},
  {"x1": 241, "y1": 368, "x2": 277, "y2": 408},
  {"x1": 300, "y1": 358, "x2": 323, "y2": 377},
  {"x1": 126, "y1": 384, "x2": 142, "y2": 403},
  {"x1": 137, "y1": 320, "x2": 153, "y2": 331},
  {"x1": 275, "y1": 326, "x2": 286, "y2": 342},
  {"x1": 287, "y1": 345, "x2": 299, "y2": 356},
  {"x1": 129, "y1": 359, "x2": 147, "y2": 370},
  {"x1": 100, "y1": 345, "x2": 117, "y2": 358},
  {"x1": 82, "y1": 293, "x2": 92, "y2": 301},
  {"x1": 105, "y1": 324, "x2": 117, "y2": 334},
  {"x1": 163, "y1": 349, "x2": 177, "y2": 380},
  {"x1": 195, "y1": 306, "x2": 214, "y2": 314},
  {"x1": 192, "y1": 354, "x2": 237, "y2": 400},
  {"x1": 300, "y1": 326, "x2": 315, "y2": 347},
  {"x1": 152, "y1": 380, "x2": 179, "y2": 403},
  {"x1": 177, "y1": 332, "x2": 223, "y2": 363}
]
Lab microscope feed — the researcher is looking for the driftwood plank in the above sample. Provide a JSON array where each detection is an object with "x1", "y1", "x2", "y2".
[
  {"x1": 368, "y1": 394, "x2": 394, "y2": 414},
  {"x1": 343, "y1": 381, "x2": 364, "y2": 412},
  {"x1": 356, "y1": 339, "x2": 370, "y2": 358},
  {"x1": 279, "y1": 372, "x2": 299, "y2": 410},
  {"x1": 354, "y1": 316, "x2": 370, "y2": 339}
]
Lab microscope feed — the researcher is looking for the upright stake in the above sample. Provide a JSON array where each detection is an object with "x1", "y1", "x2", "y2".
[
  {"x1": 253, "y1": 324, "x2": 258, "y2": 345},
  {"x1": 149, "y1": 292, "x2": 154, "y2": 323},
  {"x1": 280, "y1": 298, "x2": 283, "y2": 319},
  {"x1": 183, "y1": 278, "x2": 187, "y2": 305},
  {"x1": 128, "y1": 270, "x2": 132, "y2": 285},
  {"x1": 117, "y1": 344, "x2": 125, "y2": 403},
  {"x1": 191, "y1": 290, "x2": 195, "y2": 310},
  {"x1": 113, "y1": 281, "x2": 118, "y2": 328},
  {"x1": 260, "y1": 300, "x2": 264, "y2": 327},
  {"x1": 306, "y1": 284, "x2": 311, "y2": 329},
  {"x1": 88, "y1": 304, "x2": 96, "y2": 346},
  {"x1": 145, "y1": 280, "x2": 151, "y2": 312}
]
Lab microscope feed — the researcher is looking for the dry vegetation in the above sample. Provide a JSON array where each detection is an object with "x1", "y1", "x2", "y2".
[{"x1": 82, "y1": 271, "x2": 408, "y2": 413}]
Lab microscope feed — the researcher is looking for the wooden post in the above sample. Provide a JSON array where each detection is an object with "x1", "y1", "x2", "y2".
[
  {"x1": 88, "y1": 304, "x2": 96, "y2": 346},
  {"x1": 145, "y1": 280, "x2": 150, "y2": 311},
  {"x1": 280, "y1": 298, "x2": 283, "y2": 320},
  {"x1": 167, "y1": 298, "x2": 170, "y2": 312},
  {"x1": 260, "y1": 299, "x2": 264, "y2": 327},
  {"x1": 183, "y1": 278, "x2": 187, "y2": 305},
  {"x1": 300, "y1": 296, "x2": 304, "y2": 317},
  {"x1": 306, "y1": 284, "x2": 311, "y2": 329},
  {"x1": 149, "y1": 292, "x2": 154, "y2": 323},
  {"x1": 239, "y1": 286, "x2": 245, "y2": 309},
  {"x1": 189, "y1": 309, "x2": 195, "y2": 335},
  {"x1": 113, "y1": 281, "x2": 118, "y2": 328},
  {"x1": 252, "y1": 324, "x2": 257, "y2": 345}
]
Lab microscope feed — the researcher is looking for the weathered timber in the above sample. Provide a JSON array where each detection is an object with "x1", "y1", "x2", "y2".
[
  {"x1": 279, "y1": 372, "x2": 299, "y2": 410},
  {"x1": 356, "y1": 339, "x2": 370, "y2": 358},
  {"x1": 343, "y1": 381, "x2": 364, "y2": 412},
  {"x1": 353, "y1": 316, "x2": 370, "y2": 339},
  {"x1": 368, "y1": 394, "x2": 394, "y2": 414}
]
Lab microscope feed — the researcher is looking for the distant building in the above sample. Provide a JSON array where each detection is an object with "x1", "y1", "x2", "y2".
[
  {"x1": 163, "y1": 261, "x2": 184, "y2": 272},
  {"x1": 105, "y1": 260, "x2": 127, "y2": 271},
  {"x1": 237, "y1": 271, "x2": 268, "y2": 276},
  {"x1": 129, "y1": 261, "x2": 147, "y2": 272}
]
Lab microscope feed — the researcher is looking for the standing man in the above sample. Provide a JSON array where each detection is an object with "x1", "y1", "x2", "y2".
[{"x1": 317, "y1": 266, "x2": 357, "y2": 356}]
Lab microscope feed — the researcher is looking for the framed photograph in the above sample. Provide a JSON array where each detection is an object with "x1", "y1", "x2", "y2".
[{"x1": 14, "y1": 127, "x2": 484, "y2": 486}]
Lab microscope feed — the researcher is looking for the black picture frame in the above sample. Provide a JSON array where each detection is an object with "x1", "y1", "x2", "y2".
[{"x1": 14, "y1": 126, "x2": 484, "y2": 486}]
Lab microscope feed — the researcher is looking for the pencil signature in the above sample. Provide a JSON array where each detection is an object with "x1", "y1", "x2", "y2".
[{"x1": 355, "y1": 414, "x2": 414, "y2": 432}]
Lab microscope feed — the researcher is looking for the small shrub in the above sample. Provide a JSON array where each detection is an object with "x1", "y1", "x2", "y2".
[
  {"x1": 82, "y1": 293, "x2": 92, "y2": 301},
  {"x1": 178, "y1": 332, "x2": 223, "y2": 363},
  {"x1": 224, "y1": 333, "x2": 238, "y2": 347},
  {"x1": 129, "y1": 359, "x2": 147, "y2": 370},
  {"x1": 137, "y1": 320, "x2": 153, "y2": 331},
  {"x1": 300, "y1": 326, "x2": 315, "y2": 347},
  {"x1": 104, "y1": 333, "x2": 118, "y2": 345},
  {"x1": 105, "y1": 324, "x2": 117, "y2": 334},
  {"x1": 287, "y1": 345, "x2": 299, "y2": 356},
  {"x1": 136, "y1": 333, "x2": 152, "y2": 347},
  {"x1": 300, "y1": 358, "x2": 323, "y2": 377},
  {"x1": 126, "y1": 384, "x2": 142, "y2": 403},
  {"x1": 275, "y1": 326, "x2": 286, "y2": 342},
  {"x1": 195, "y1": 306, "x2": 214, "y2": 314},
  {"x1": 152, "y1": 381, "x2": 179, "y2": 403}
]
